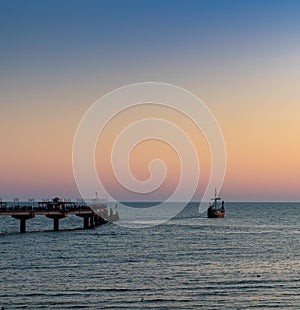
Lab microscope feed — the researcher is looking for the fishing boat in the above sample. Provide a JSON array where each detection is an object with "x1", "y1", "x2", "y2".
[{"x1": 207, "y1": 190, "x2": 225, "y2": 218}]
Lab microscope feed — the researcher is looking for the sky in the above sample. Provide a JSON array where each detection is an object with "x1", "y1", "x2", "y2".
[{"x1": 0, "y1": 0, "x2": 300, "y2": 201}]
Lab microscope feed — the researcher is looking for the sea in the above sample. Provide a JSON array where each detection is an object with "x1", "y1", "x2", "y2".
[{"x1": 0, "y1": 202, "x2": 299, "y2": 309}]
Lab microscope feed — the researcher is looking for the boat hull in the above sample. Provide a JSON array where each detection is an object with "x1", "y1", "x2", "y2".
[
  {"x1": 207, "y1": 209, "x2": 225, "y2": 218},
  {"x1": 207, "y1": 210, "x2": 225, "y2": 218}
]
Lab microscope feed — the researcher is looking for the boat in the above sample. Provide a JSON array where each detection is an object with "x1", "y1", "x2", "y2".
[{"x1": 207, "y1": 190, "x2": 225, "y2": 218}]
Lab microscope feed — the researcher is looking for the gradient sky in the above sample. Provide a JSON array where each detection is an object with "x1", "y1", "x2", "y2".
[{"x1": 1, "y1": 0, "x2": 300, "y2": 201}]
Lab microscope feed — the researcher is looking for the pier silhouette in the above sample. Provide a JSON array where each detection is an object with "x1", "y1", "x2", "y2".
[{"x1": 0, "y1": 198, "x2": 119, "y2": 233}]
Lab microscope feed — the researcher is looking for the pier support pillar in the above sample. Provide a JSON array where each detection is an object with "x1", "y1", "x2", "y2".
[
  {"x1": 89, "y1": 215, "x2": 95, "y2": 228},
  {"x1": 53, "y1": 218, "x2": 59, "y2": 231},
  {"x1": 12, "y1": 214, "x2": 35, "y2": 233},
  {"x1": 76, "y1": 213, "x2": 106, "y2": 229},
  {"x1": 46, "y1": 214, "x2": 66, "y2": 231},
  {"x1": 94, "y1": 215, "x2": 106, "y2": 226},
  {"x1": 20, "y1": 218, "x2": 26, "y2": 233},
  {"x1": 83, "y1": 216, "x2": 89, "y2": 229}
]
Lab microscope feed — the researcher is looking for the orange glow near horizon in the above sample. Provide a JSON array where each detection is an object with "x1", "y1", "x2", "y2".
[
  {"x1": 95, "y1": 104, "x2": 211, "y2": 201},
  {"x1": 1, "y1": 85, "x2": 300, "y2": 201}
]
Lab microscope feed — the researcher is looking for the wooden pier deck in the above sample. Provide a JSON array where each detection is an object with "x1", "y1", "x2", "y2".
[{"x1": 0, "y1": 198, "x2": 119, "y2": 233}]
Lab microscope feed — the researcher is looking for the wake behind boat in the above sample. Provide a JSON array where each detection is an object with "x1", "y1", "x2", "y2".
[{"x1": 207, "y1": 190, "x2": 225, "y2": 218}]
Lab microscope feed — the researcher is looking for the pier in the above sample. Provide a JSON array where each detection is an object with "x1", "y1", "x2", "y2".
[{"x1": 0, "y1": 198, "x2": 119, "y2": 233}]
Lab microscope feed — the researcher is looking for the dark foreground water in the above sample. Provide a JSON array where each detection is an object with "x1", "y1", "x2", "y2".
[{"x1": 0, "y1": 203, "x2": 299, "y2": 309}]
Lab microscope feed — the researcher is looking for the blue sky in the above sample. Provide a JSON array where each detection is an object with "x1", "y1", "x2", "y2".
[{"x1": 1, "y1": 0, "x2": 299, "y2": 82}]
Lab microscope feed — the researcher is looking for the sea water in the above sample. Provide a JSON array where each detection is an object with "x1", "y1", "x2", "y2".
[{"x1": 0, "y1": 203, "x2": 299, "y2": 309}]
